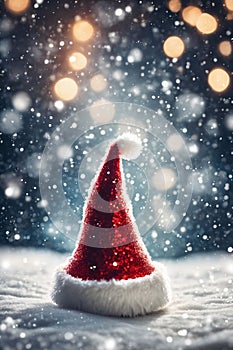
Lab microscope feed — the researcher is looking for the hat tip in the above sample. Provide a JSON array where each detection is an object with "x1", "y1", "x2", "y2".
[{"x1": 116, "y1": 132, "x2": 142, "y2": 160}]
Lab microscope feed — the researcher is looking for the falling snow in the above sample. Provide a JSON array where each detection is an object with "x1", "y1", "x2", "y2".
[
  {"x1": 0, "y1": 0, "x2": 232, "y2": 256},
  {"x1": 0, "y1": 1, "x2": 233, "y2": 348}
]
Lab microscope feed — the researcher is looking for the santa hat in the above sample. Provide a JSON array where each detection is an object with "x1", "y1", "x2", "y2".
[{"x1": 51, "y1": 133, "x2": 171, "y2": 317}]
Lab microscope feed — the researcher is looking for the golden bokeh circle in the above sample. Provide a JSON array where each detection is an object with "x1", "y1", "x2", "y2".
[
  {"x1": 5, "y1": 0, "x2": 30, "y2": 14},
  {"x1": 68, "y1": 52, "x2": 87, "y2": 71},
  {"x1": 218, "y1": 41, "x2": 232, "y2": 57},
  {"x1": 168, "y1": 0, "x2": 181, "y2": 13},
  {"x1": 73, "y1": 20, "x2": 94, "y2": 42},
  {"x1": 163, "y1": 36, "x2": 185, "y2": 58},
  {"x1": 225, "y1": 0, "x2": 233, "y2": 11},
  {"x1": 182, "y1": 6, "x2": 202, "y2": 26},
  {"x1": 196, "y1": 13, "x2": 218, "y2": 34},
  {"x1": 208, "y1": 68, "x2": 230, "y2": 93},
  {"x1": 90, "y1": 74, "x2": 108, "y2": 92},
  {"x1": 54, "y1": 77, "x2": 78, "y2": 101}
]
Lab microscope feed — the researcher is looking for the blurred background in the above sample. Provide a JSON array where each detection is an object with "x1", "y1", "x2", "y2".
[{"x1": 0, "y1": 0, "x2": 232, "y2": 258}]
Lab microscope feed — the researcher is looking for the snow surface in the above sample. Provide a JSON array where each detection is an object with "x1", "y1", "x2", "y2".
[{"x1": 0, "y1": 248, "x2": 232, "y2": 350}]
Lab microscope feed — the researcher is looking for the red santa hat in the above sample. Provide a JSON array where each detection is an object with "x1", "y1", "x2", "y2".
[{"x1": 52, "y1": 133, "x2": 171, "y2": 317}]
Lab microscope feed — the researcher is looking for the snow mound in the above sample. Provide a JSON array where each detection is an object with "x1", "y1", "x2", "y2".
[{"x1": 0, "y1": 248, "x2": 232, "y2": 350}]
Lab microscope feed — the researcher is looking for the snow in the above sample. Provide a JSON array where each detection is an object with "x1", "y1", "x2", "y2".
[{"x1": 0, "y1": 249, "x2": 232, "y2": 350}]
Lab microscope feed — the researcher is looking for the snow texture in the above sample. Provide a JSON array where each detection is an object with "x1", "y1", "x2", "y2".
[
  {"x1": 0, "y1": 248, "x2": 232, "y2": 350},
  {"x1": 52, "y1": 262, "x2": 171, "y2": 317}
]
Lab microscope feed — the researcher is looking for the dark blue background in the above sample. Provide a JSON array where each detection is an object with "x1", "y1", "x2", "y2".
[{"x1": 0, "y1": 0, "x2": 232, "y2": 258}]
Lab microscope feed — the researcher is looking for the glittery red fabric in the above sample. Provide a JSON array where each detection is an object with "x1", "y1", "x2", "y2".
[{"x1": 65, "y1": 143, "x2": 155, "y2": 281}]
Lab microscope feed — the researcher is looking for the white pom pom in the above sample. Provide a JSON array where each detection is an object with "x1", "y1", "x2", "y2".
[{"x1": 116, "y1": 133, "x2": 142, "y2": 160}]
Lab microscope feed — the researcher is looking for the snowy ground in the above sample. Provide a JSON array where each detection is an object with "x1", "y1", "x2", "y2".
[{"x1": 0, "y1": 248, "x2": 232, "y2": 350}]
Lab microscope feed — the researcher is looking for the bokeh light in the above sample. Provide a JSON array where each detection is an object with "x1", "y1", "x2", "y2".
[
  {"x1": 0, "y1": 110, "x2": 23, "y2": 134},
  {"x1": 208, "y1": 68, "x2": 230, "y2": 93},
  {"x1": 57, "y1": 145, "x2": 73, "y2": 160},
  {"x1": 152, "y1": 168, "x2": 177, "y2": 191},
  {"x1": 72, "y1": 20, "x2": 94, "y2": 42},
  {"x1": 54, "y1": 100, "x2": 64, "y2": 111},
  {"x1": 5, "y1": 0, "x2": 30, "y2": 15},
  {"x1": 12, "y1": 92, "x2": 31, "y2": 112},
  {"x1": 225, "y1": 0, "x2": 233, "y2": 11},
  {"x1": 166, "y1": 134, "x2": 184, "y2": 152},
  {"x1": 189, "y1": 142, "x2": 199, "y2": 155},
  {"x1": 225, "y1": 113, "x2": 233, "y2": 130},
  {"x1": 182, "y1": 6, "x2": 202, "y2": 26},
  {"x1": 90, "y1": 74, "x2": 108, "y2": 92},
  {"x1": 127, "y1": 48, "x2": 143, "y2": 63},
  {"x1": 226, "y1": 12, "x2": 233, "y2": 20},
  {"x1": 167, "y1": 0, "x2": 181, "y2": 13},
  {"x1": 218, "y1": 41, "x2": 232, "y2": 57},
  {"x1": 163, "y1": 36, "x2": 185, "y2": 58},
  {"x1": 5, "y1": 181, "x2": 22, "y2": 199},
  {"x1": 54, "y1": 77, "x2": 78, "y2": 101},
  {"x1": 196, "y1": 13, "x2": 218, "y2": 34},
  {"x1": 89, "y1": 99, "x2": 115, "y2": 123},
  {"x1": 68, "y1": 52, "x2": 87, "y2": 71}
]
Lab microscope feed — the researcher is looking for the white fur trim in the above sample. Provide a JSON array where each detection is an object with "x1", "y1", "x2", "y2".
[
  {"x1": 116, "y1": 133, "x2": 142, "y2": 160},
  {"x1": 51, "y1": 262, "x2": 171, "y2": 317}
]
